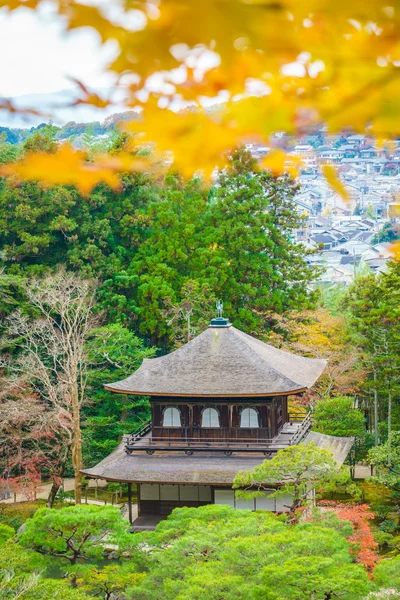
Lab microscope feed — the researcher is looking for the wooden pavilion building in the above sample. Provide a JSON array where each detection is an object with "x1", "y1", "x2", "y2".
[{"x1": 82, "y1": 315, "x2": 353, "y2": 530}]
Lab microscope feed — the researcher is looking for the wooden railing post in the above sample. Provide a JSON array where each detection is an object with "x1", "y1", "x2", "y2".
[{"x1": 128, "y1": 483, "x2": 133, "y2": 524}]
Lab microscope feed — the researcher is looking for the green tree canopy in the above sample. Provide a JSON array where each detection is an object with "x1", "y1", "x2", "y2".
[
  {"x1": 128, "y1": 505, "x2": 371, "y2": 600},
  {"x1": 372, "y1": 222, "x2": 400, "y2": 245},
  {"x1": 373, "y1": 556, "x2": 400, "y2": 596},
  {"x1": 344, "y1": 262, "x2": 400, "y2": 442},
  {"x1": 82, "y1": 323, "x2": 156, "y2": 465},
  {"x1": 313, "y1": 396, "x2": 365, "y2": 438},
  {"x1": 18, "y1": 505, "x2": 131, "y2": 564},
  {"x1": 0, "y1": 524, "x2": 14, "y2": 546},
  {"x1": 368, "y1": 432, "x2": 400, "y2": 494},
  {"x1": 233, "y1": 442, "x2": 357, "y2": 517},
  {"x1": 72, "y1": 564, "x2": 145, "y2": 600},
  {"x1": 0, "y1": 144, "x2": 316, "y2": 347},
  {"x1": 0, "y1": 542, "x2": 91, "y2": 600}
]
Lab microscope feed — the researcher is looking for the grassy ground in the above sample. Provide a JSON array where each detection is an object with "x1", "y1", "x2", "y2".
[
  {"x1": 63, "y1": 483, "x2": 138, "y2": 505},
  {"x1": 0, "y1": 499, "x2": 66, "y2": 531}
]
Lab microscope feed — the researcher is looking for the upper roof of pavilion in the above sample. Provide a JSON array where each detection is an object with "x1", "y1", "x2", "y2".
[{"x1": 105, "y1": 318, "x2": 327, "y2": 397}]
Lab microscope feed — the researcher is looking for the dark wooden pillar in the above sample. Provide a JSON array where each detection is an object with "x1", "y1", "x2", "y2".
[
  {"x1": 128, "y1": 483, "x2": 133, "y2": 524},
  {"x1": 282, "y1": 396, "x2": 288, "y2": 424},
  {"x1": 271, "y1": 398, "x2": 277, "y2": 437},
  {"x1": 188, "y1": 404, "x2": 193, "y2": 436}
]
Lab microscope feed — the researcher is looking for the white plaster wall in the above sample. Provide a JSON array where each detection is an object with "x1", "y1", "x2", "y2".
[
  {"x1": 140, "y1": 484, "x2": 160, "y2": 500},
  {"x1": 274, "y1": 495, "x2": 291, "y2": 512},
  {"x1": 214, "y1": 489, "x2": 291, "y2": 512},
  {"x1": 179, "y1": 485, "x2": 200, "y2": 501},
  {"x1": 254, "y1": 493, "x2": 276, "y2": 511},
  {"x1": 159, "y1": 485, "x2": 179, "y2": 501},
  {"x1": 214, "y1": 489, "x2": 235, "y2": 507},
  {"x1": 235, "y1": 496, "x2": 255, "y2": 510}
]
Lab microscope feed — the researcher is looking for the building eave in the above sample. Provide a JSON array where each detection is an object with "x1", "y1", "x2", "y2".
[{"x1": 103, "y1": 386, "x2": 308, "y2": 397}]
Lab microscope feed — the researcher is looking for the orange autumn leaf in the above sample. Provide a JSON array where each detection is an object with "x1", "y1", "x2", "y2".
[
  {"x1": 322, "y1": 165, "x2": 350, "y2": 202},
  {"x1": 127, "y1": 106, "x2": 253, "y2": 178},
  {"x1": 261, "y1": 150, "x2": 302, "y2": 178},
  {"x1": 392, "y1": 241, "x2": 400, "y2": 262},
  {"x1": 0, "y1": 0, "x2": 400, "y2": 189},
  {"x1": 69, "y1": 78, "x2": 113, "y2": 109},
  {"x1": 0, "y1": 145, "x2": 121, "y2": 194}
]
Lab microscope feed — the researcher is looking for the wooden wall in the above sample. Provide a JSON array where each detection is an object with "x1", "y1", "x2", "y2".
[{"x1": 150, "y1": 396, "x2": 288, "y2": 441}]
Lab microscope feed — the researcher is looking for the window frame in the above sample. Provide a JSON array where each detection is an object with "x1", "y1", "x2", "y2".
[
  {"x1": 201, "y1": 407, "x2": 220, "y2": 428},
  {"x1": 162, "y1": 406, "x2": 182, "y2": 428},
  {"x1": 240, "y1": 407, "x2": 259, "y2": 428}
]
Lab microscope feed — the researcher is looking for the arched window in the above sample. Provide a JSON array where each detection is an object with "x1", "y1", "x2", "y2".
[
  {"x1": 240, "y1": 408, "x2": 259, "y2": 428},
  {"x1": 163, "y1": 407, "x2": 181, "y2": 427},
  {"x1": 201, "y1": 407, "x2": 220, "y2": 428}
]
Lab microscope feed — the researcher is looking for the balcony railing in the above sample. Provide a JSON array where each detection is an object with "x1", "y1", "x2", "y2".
[
  {"x1": 126, "y1": 435, "x2": 278, "y2": 456},
  {"x1": 124, "y1": 413, "x2": 313, "y2": 456},
  {"x1": 289, "y1": 413, "x2": 313, "y2": 446},
  {"x1": 126, "y1": 420, "x2": 152, "y2": 447}
]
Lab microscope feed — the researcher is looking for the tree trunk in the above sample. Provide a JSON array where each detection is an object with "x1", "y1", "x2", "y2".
[
  {"x1": 47, "y1": 444, "x2": 70, "y2": 508},
  {"x1": 70, "y1": 380, "x2": 83, "y2": 505},
  {"x1": 387, "y1": 383, "x2": 392, "y2": 467},
  {"x1": 47, "y1": 480, "x2": 61, "y2": 508},
  {"x1": 373, "y1": 368, "x2": 379, "y2": 446}
]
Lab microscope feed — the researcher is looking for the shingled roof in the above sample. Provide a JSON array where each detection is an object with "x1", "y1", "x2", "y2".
[
  {"x1": 105, "y1": 324, "x2": 327, "y2": 397},
  {"x1": 81, "y1": 432, "x2": 353, "y2": 484},
  {"x1": 82, "y1": 439, "x2": 265, "y2": 485}
]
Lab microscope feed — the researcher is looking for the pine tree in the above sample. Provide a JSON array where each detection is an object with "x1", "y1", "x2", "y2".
[
  {"x1": 199, "y1": 147, "x2": 318, "y2": 331},
  {"x1": 344, "y1": 263, "x2": 400, "y2": 446}
]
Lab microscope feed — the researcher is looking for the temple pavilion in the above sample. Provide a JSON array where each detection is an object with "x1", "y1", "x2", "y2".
[{"x1": 82, "y1": 314, "x2": 353, "y2": 530}]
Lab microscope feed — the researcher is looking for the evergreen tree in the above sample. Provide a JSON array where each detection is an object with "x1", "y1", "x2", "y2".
[
  {"x1": 199, "y1": 147, "x2": 318, "y2": 330},
  {"x1": 130, "y1": 174, "x2": 209, "y2": 344},
  {"x1": 313, "y1": 396, "x2": 365, "y2": 438},
  {"x1": 83, "y1": 323, "x2": 156, "y2": 465},
  {"x1": 344, "y1": 263, "x2": 400, "y2": 445}
]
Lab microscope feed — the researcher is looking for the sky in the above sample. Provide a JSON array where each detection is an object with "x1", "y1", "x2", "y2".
[
  {"x1": 0, "y1": 4, "x2": 120, "y2": 126},
  {"x1": 0, "y1": 5, "x2": 115, "y2": 97},
  {"x1": 0, "y1": 4, "x2": 278, "y2": 127}
]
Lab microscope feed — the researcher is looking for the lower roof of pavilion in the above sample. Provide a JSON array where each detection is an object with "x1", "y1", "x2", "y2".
[
  {"x1": 81, "y1": 431, "x2": 354, "y2": 485},
  {"x1": 105, "y1": 325, "x2": 327, "y2": 398}
]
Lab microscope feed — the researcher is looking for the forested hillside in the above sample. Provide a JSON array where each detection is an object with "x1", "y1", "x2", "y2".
[
  {"x1": 1, "y1": 0, "x2": 400, "y2": 598},
  {"x1": 0, "y1": 134, "x2": 317, "y2": 470},
  {"x1": 0, "y1": 133, "x2": 316, "y2": 345},
  {"x1": 1, "y1": 131, "x2": 400, "y2": 600},
  {"x1": 0, "y1": 112, "x2": 135, "y2": 147}
]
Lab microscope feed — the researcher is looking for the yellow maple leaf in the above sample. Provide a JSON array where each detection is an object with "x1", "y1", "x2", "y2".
[
  {"x1": 1, "y1": 0, "x2": 400, "y2": 188},
  {"x1": 261, "y1": 150, "x2": 302, "y2": 178},
  {"x1": 0, "y1": 145, "x2": 121, "y2": 194},
  {"x1": 322, "y1": 165, "x2": 350, "y2": 203},
  {"x1": 392, "y1": 241, "x2": 400, "y2": 262}
]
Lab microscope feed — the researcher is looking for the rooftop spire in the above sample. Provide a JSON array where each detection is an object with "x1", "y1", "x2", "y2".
[{"x1": 210, "y1": 299, "x2": 231, "y2": 328}]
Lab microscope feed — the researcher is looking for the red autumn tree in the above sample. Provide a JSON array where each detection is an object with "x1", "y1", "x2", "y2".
[
  {"x1": 0, "y1": 379, "x2": 72, "y2": 505},
  {"x1": 318, "y1": 501, "x2": 379, "y2": 573}
]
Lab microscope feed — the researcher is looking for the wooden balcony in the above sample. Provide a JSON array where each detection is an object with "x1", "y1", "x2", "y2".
[
  {"x1": 125, "y1": 413, "x2": 312, "y2": 456},
  {"x1": 151, "y1": 426, "x2": 271, "y2": 441}
]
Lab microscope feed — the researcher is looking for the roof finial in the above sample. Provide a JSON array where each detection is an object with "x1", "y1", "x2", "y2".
[{"x1": 210, "y1": 300, "x2": 231, "y2": 328}]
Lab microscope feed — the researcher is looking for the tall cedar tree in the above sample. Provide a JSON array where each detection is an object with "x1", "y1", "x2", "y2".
[
  {"x1": 130, "y1": 174, "x2": 208, "y2": 345},
  {"x1": 199, "y1": 148, "x2": 317, "y2": 332},
  {"x1": 344, "y1": 262, "x2": 400, "y2": 443},
  {"x1": 131, "y1": 148, "x2": 317, "y2": 342}
]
